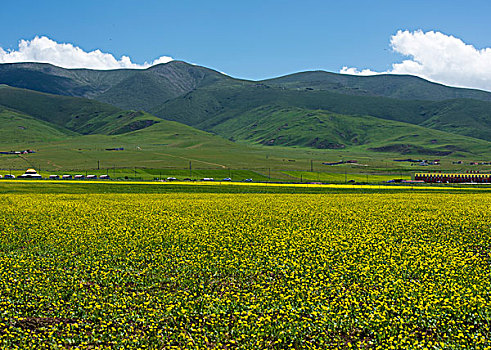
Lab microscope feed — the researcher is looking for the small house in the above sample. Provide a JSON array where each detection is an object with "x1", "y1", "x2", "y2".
[{"x1": 19, "y1": 168, "x2": 42, "y2": 179}]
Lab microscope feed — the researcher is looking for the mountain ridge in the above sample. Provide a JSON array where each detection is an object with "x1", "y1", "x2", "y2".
[
  {"x1": 2, "y1": 61, "x2": 491, "y2": 104},
  {"x1": 262, "y1": 71, "x2": 491, "y2": 102},
  {"x1": 1, "y1": 61, "x2": 490, "y2": 160},
  {"x1": 0, "y1": 61, "x2": 235, "y2": 109},
  {"x1": 152, "y1": 84, "x2": 491, "y2": 142}
]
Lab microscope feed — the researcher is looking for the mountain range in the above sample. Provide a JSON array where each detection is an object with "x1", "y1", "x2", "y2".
[{"x1": 0, "y1": 60, "x2": 490, "y2": 164}]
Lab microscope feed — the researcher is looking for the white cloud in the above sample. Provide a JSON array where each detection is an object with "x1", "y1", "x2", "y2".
[
  {"x1": 339, "y1": 66, "x2": 380, "y2": 76},
  {"x1": 341, "y1": 30, "x2": 491, "y2": 92},
  {"x1": 0, "y1": 36, "x2": 173, "y2": 70}
]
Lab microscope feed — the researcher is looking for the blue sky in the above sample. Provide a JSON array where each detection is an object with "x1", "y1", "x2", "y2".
[{"x1": 1, "y1": 0, "x2": 490, "y2": 89}]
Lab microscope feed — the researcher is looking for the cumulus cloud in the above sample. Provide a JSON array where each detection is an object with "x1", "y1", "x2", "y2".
[
  {"x1": 339, "y1": 67, "x2": 380, "y2": 76},
  {"x1": 341, "y1": 30, "x2": 491, "y2": 92},
  {"x1": 0, "y1": 36, "x2": 173, "y2": 69}
]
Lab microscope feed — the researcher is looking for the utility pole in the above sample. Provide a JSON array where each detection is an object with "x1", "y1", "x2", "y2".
[
  {"x1": 268, "y1": 168, "x2": 271, "y2": 179},
  {"x1": 310, "y1": 160, "x2": 313, "y2": 172},
  {"x1": 189, "y1": 161, "x2": 192, "y2": 178},
  {"x1": 97, "y1": 160, "x2": 100, "y2": 170},
  {"x1": 345, "y1": 168, "x2": 347, "y2": 184}
]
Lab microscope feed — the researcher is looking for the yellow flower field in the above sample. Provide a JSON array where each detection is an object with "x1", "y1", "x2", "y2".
[{"x1": 0, "y1": 193, "x2": 490, "y2": 349}]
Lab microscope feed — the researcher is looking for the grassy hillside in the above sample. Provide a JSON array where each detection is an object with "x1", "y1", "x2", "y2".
[
  {"x1": 0, "y1": 86, "x2": 256, "y2": 167},
  {"x1": 0, "y1": 85, "x2": 119, "y2": 132},
  {"x1": 0, "y1": 108, "x2": 75, "y2": 145},
  {"x1": 0, "y1": 61, "x2": 234, "y2": 111},
  {"x1": 0, "y1": 85, "x2": 164, "y2": 135},
  {"x1": 0, "y1": 119, "x2": 308, "y2": 172},
  {"x1": 0, "y1": 93, "x2": 488, "y2": 176},
  {"x1": 3, "y1": 62, "x2": 491, "y2": 106},
  {"x1": 2, "y1": 61, "x2": 491, "y2": 145},
  {"x1": 421, "y1": 99, "x2": 491, "y2": 141},
  {"x1": 0, "y1": 62, "x2": 133, "y2": 97},
  {"x1": 1, "y1": 123, "x2": 489, "y2": 177},
  {"x1": 263, "y1": 71, "x2": 491, "y2": 102},
  {"x1": 0, "y1": 88, "x2": 304, "y2": 172},
  {"x1": 153, "y1": 84, "x2": 491, "y2": 142},
  {"x1": 0, "y1": 63, "x2": 490, "y2": 174},
  {"x1": 207, "y1": 106, "x2": 491, "y2": 157},
  {"x1": 2, "y1": 125, "x2": 489, "y2": 176},
  {"x1": 95, "y1": 61, "x2": 234, "y2": 111},
  {"x1": 153, "y1": 84, "x2": 424, "y2": 126}
]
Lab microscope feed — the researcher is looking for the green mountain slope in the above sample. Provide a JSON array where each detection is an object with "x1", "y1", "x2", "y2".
[
  {"x1": 0, "y1": 108, "x2": 75, "y2": 145},
  {"x1": 0, "y1": 85, "x2": 119, "y2": 132},
  {"x1": 2, "y1": 101, "x2": 489, "y2": 174},
  {"x1": 95, "y1": 62, "x2": 232, "y2": 111},
  {"x1": 0, "y1": 61, "x2": 234, "y2": 111},
  {"x1": 0, "y1": 110, "x2": 295, "y2": 172},
  {"x1": 420, "y1": 99, "x2": 491, "y2": 141},
  {"x1": 2, "y1": 61, "x2": 491, "y2": 144},
  {"x1": 0, "y1": 86, "x2": 256, "y2": 164},
  {"x1": 263, "y1": 71, "x2": 491, "y2": 102},
  {"x1": 208, "y1": 106, "x2": 490, "y2": 157},
  {"x1": 1, "y1": 62, "x2": 490, "y2": 163},
  {"x1": 0, "y1": 85, "x2": 162, "y2": 135},
  {"x1": 153, "y1": 84, "x2": 491, "y2": 142},
  {"x1": 2, "y1": 61, "x2": 491, "y2": 109},
  {"x1": 153, "y1": 85, "x2": 423, "y2": 126},
  {"x1": 0, "y1": 63, "x2": 133, "y2": 97}
]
